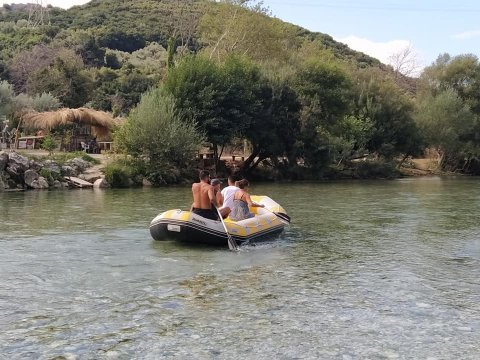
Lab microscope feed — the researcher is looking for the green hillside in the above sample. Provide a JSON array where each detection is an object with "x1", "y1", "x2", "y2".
[{"x1": 1, "y1": 0, "x2": 382, "y2": 67}]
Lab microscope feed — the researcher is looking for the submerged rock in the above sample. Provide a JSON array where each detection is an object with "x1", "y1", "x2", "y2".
[{"x1": 93, "y1": 178, "x2": 110, "y2": 189}]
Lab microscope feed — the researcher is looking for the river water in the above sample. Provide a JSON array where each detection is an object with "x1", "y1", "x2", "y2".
[{"x1": 1, "y1": 178, "x2": 479, "y2": 359}]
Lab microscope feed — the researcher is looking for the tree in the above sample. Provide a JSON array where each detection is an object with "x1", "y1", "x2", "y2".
[
  {"x1": 115, "y1": 87, "x2": 204, "y2": 183},
  {"x1": 57, "y1": 29, "x2": 106, "y2": 67},
  {"x1": 167, "y1": 0, "x2": 204, "y2": 48},
  {"x1": 241, "y1": 76, "x2": 301, "y2": 175},
  {"x1": 111, "y1": 70, "x2": 156, "y2": 116},
  {"x1": 388, "y1": 44, "x2": 420, "y2": 79},
  {"x1": 97, "y1": 30, "x2": 146, "y2": 53},
  {"x1": 104, "y1": 43, "x2": 168, "y2": 74},
  {"x1": 26, "y1": 48, "x2": 93, "y2": 108},
  {"x1": 419, "y1": 53, "x2": 480, "y2": 112},
  {"x1": 293, "y1": 59, "x2": 354, "y2": 170},
  {"x1": 198, "y1": 0, "x2": 289, "y2": 63},
  {"x1": 90, "y1": 67, "x2": 119, "y2": 111},
  {"x1": 163, "y1": 55, "x2": 259, "y2": 163},
  {"x1": 416, "y1": 53, "x2": 480, "y2": 172},
  {"x1": 416, "y1": 89, "x2": 477, "y2": 172},
  {"x1": 352, "y1": 68, "x2": 423, "y2": 160},
  {"x1": 13, "y1": 92, "x2": 61, "y2": 113},
  {"x1": 329, "y1": 114, "x2": 374, "y2": 165},
  {"x1": 387, "y1": 44, "x2": 420, "y2": 93},
  {"x1": 0, "y1": 80, "x2": 14, "y2": 119},
  {"x1": 90, "y1": 66, "x2": 155, "y2": 115},
  {"x1": 8, "y1": 44, "x2": 58, "y2": 93},
  {"x1": 164, "y1": 0, "x2": 205, "y2": 69}
]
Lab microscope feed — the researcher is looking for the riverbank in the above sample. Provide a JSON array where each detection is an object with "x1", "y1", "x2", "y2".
[
  {"x1": 0, "y1": 150, "x2": 109, "y2": 191},
  {"x1": 399, "y1": 157, "x2": 449, "y2": 177},
  {"x1": 0, "y1": 149, "x2": 449, "y2": 192}
]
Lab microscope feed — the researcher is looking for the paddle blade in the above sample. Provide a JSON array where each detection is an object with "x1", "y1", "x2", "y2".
[
  {"x1": 274, "y1": 212, "x2": 291, "y2": 224},
  {"x1": 216, "y1": 206, "x2": 239, "y2": 251},
  {"x1": 227, "y1": 235, "x2": 239, "y2": 251}
]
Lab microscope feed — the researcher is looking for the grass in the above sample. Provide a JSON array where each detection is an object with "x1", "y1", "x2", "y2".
[{"x1": 17, "y1": 150, "x2": 101, "y2": 165}]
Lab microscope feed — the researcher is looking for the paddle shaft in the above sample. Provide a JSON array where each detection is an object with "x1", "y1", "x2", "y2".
[
  {"x1": 264, "y1": 208, "x2": 291, "y2": 225},
  {"x1": 216, "y1": 207, "x2": 239, "y2": 251}
]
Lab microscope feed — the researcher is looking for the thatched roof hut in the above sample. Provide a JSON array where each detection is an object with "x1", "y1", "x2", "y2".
[{"x1": 22, "y1": 108, "x2": 122, "y2": 139}]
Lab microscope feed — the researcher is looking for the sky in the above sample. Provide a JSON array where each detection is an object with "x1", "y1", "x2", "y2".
[{"x1": 1, "y1": 0, "x2": 479, "y2": 72}]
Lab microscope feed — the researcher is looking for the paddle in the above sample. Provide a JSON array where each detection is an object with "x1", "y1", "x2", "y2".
[
  {"x1": 264, "y1": 208, "x2": 291, "y2": 225},
  {"x1": 216, "y1": 207, "x2": 239, "y2": 251}
]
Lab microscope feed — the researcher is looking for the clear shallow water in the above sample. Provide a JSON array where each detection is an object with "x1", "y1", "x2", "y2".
[{"x1": 1, "y1": 178, "x2": 479, "y2": 359}]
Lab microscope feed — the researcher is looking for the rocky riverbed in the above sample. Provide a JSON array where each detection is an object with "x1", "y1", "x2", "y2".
[{"x1": 0, "y1": 151, "x2": 109, "y2": 191}]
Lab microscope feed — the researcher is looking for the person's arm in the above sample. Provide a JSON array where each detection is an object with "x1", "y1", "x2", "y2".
[
  {"x1": 208, "y1": 186, "x2": 219, "y2": 208},
  {"x1": 245, "y1": 193, "x2": 264, "y2": 207},
  {"x1": 191, "y1": 183, "x2": 199, "y2": 209},
  {"x1": 216, "y1": 191, "x2": 224, "y2": 207}
]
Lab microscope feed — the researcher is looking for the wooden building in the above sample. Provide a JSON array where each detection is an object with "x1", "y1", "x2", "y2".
[{"x1": 21, "y1": 108, "x2": 122, "y2": 152}]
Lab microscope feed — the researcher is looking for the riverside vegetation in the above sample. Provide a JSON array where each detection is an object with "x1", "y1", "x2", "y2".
[{"x1": 1, "y1": 0, "x2": 480, "y2": 187}]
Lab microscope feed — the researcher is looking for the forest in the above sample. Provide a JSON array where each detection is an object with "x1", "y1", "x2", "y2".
[{"x1": 1, "y1": 0, "x2": 480, "y2": 184}]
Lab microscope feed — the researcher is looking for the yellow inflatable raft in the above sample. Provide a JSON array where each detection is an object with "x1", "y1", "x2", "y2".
[{"x1": 149, "y1": 196, "x2": 289, "y2": 246}]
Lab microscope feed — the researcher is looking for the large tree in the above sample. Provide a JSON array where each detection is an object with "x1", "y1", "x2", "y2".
[
  {"x1": 241, "y1": 75, "x2": 301, "y2": 175},
  {"x1": 293, "y1": 59, "x2": 354, "y2": 170},
  {"x1": 352, "y1": 68, "x2": 423, "y2": 160},
  {"x1": 163, "y1": 55, "x2": 262, "y2": 163},
  {"x1": 416, "y1": 89, "x2": 476, "y2": 171},
  {"x1": 419, "y1": 54, "x2": 480, "y2": 112},
  {"x1": 26, "y1": 48, "x2": 93, "y2": 108},
  {"x1": 416, "y1": 54, "x2": 480, "y2": 172}
]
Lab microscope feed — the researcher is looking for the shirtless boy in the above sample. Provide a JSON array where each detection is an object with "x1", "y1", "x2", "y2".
[{"x1": 191, "y1": 170, "x2": 223, "y2": 220}]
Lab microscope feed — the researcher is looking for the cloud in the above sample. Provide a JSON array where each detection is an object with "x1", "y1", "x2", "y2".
[
  {"x1": 334, "y1": 35, "x2": 412, "y2": 64},
  {"x1": 334, "y1": 35, "x2": 426, "y2": 76},
  {"x1": 452, "y1": 30, "x2": 480, "y2": 40}
]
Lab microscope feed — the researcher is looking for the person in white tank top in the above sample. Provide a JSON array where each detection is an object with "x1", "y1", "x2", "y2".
[{"x1": 220, "y1": 175, "x2": 239, "y2": 213}]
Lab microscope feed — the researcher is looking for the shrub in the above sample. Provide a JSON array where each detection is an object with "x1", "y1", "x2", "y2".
[
  {"x1": 103, "y1": 161, "x2": 133, "y2": 188},
  {"x1": 51, "y1": 151, "x2": 100, "y2": 165},
  {"x1": 147, "y1": 165, "x2": 181, "y2": 185},
  {"x1": 79, "y1": 152, "x2": 100, "y2": 164},
  {"x1": 39, "y1": 168, "x2": 55, "y2": 186},
  {"x1": 40, "y1": 134, "x2": 56, "y2": 155},
  {"x1": 115, "y1": 87, "x2": 204, "y2": 174}
]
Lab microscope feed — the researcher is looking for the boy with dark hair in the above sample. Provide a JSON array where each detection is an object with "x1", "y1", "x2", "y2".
[{"x1": 191, "y1": 170, "x2": 220, "y2": 220}]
